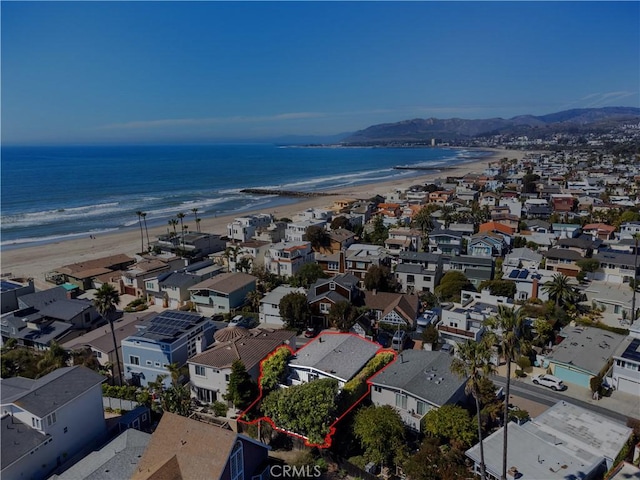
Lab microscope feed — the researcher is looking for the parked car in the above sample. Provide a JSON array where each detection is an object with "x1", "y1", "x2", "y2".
[
  {"x1": 229, "y1": 315, "x2": 255, "y2": 328},
  {"x1": 391, "y1": 330, "x2": 408, "y2": 351},
  {"x1": 377, "y1": 331, "x2": 391, "y2": 348},
  {"x1": 304, "y1": 326, "x2": 318, "y2": 338},
  {"x1": 531, "y1": 374, "x2": 567, "y2": 391},
  {"x1": 440, "y1": 343, "x2": 454, "y2": 355}
]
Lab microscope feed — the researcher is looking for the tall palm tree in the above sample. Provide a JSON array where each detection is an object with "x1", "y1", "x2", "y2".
[
  {"x1": 168, "y1": 218, "x2": 179, "y2": 239},
  {"x1": 541, "y1": 273, "x2": 576, "y2": 307},
  {"x1": 136, "y1": 211, "x2": 145, "y2": 253},
  {"x1": 93, "y1": 284, "x2": 123, "y2": 385},
  {"x1": 450, "y1": 339, "x2": 496, "y2": 480},
  {"x1": 176, "y1": 212, "x2": 186, "y2": 249},
  {"x1": 191, "y1": 208, "x2": 200, "y2": 232},
  {"x1": 486, "y1": 306, "x2": 530, "y2": 480},
  {"x1": 141, "y1": 212, "x2": 150, "y2": 250}
]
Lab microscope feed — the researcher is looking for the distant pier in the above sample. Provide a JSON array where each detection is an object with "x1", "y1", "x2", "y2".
[{"x1": 240, "y1": 188, "x2": 339, "y2": 198}]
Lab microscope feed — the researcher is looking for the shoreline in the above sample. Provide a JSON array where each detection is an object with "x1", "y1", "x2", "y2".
[{"x1": 0, "y1": 148, "x2": 526, "y2": 283}]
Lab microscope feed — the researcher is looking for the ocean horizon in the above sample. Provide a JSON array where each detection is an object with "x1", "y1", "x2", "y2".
[{"x1": 0, "y1": 144, "x2": 492, "y2": 250}]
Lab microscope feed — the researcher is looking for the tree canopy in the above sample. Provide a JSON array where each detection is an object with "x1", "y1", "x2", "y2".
[
  {"x1": 435, "y1": 271, "x2": 474, "y2": 302},
  {"x1": 261, "y1": 378, "x2": 339, "y2": 445},
  {"x1": 279, "y1": 292, "x2": 311, "y2": 331},
  {"x1": 328, "y1": 300, "x2": 358, "y2": 332},
  {"x1": 305, "y1": 225, "x2": 331, "y2": 251},
  {"x1": 259, "y1": 346, "x2": 292, "y2": 392},
  {"x1": 423, "y1": 404, "x2": 477, "y2": 450},
  {"x1": 477, "y1": 279, "x2": 517, "y2": 298},
  {"x1": 353, "y1": 405, "x2": 405, "y2": 467},
  {"x1": 363, "y1": 265, "x2": 399, "y2": 293},
  {"x1": 292, "y1": 263, "x2": 327, "y2": 288},
  {"x1": 225, "y1": 359, "x2": 258, "y2": 410}
]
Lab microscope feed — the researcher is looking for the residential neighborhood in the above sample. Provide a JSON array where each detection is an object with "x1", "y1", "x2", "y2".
[{"x1": 2, "y1": 145, "x2": 640, "y2": 480}]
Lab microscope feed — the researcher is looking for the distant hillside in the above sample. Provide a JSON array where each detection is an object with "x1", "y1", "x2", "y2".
[{"x1": 341, "y1": 107, "x2": 640, "y2": 144}]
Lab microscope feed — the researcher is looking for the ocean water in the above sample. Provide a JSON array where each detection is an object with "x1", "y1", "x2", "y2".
[{"x1": 0, "y1": 144, "x2": 491, "y2": 248}]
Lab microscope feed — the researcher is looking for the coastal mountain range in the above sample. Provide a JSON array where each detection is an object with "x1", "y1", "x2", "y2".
[{"x1": 339, "y1": 106, "x2": 640, "y2": 144}]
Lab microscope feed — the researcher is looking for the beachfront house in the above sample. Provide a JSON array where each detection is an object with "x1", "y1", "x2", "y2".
[
  {"x1": 121, "y1": 310, "x2": 215, "y2": 387},
  {"x1": 226, "y1": 214, "x2": 273, "y2": 243},
  {"x1": 189, "y1": 272, "x2": 257, "y2": 316},
  {"x1": 285, "y1": 219, "x2": 327, "y2": 243},
  {"x1": 1, "y1": 278, "x2": 35, "y2": 314},
  {"x1": 45, "y1": 254, "x2": 135, "y2": 290},
  {"x1": 150, "y1": 231, "x2": 226, "y2": 260}
]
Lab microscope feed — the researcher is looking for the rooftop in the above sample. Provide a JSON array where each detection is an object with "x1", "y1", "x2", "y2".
[
  {"x1": 290, "y1": 333, "x2": 380, "y2": 383},
  {"x1": 546, "y1": 327, "x2": 626, "y2": 375},
  {"x1": 369, "y1": 349, "x2": 466, "y2": 407}
]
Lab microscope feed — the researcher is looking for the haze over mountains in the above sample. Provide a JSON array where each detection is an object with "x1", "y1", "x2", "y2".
[{"x1": 339, "y1": 107, "x2": 640, "y2": 144}]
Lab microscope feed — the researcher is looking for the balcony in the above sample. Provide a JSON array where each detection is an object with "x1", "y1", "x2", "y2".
[{"x1": 437, "y1": 325, "x2": 475, "y2": 338}]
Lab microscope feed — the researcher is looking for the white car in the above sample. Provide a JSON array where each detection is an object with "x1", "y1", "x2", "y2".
[{"x1": 532, "y1": 374, "x2": 567, "y2": 391}]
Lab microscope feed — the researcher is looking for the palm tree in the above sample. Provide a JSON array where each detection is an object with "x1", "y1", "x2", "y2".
[
  {"x1": 224, "y1": 244, "x2": 240, "y2": 272},
  {"x1": 450, "y1": 340, "x2": 496, "y2": 480},
  {"x1": 485, "y1": 306, "x2": 530, "y2": 480},
  {"x1": 141, "y1": 212, "x2": 150, "y2": 250},
  {"x1": 168, "y1": 218, "x2": 178, "y2": 238},
  {"x1": 542, "y1": 273, "x2": 576, "y2": 307},
  {"x1": 93, "y1": 284, "x2": 123, "y2": 385},
  {"x1": 136, "y1": 211, "x2": 145, "y2": 253},
  {"x1": 176, "y1": 212, "x2": 186, "y2": 249},
  {"x1": 191, "y1": 208, "x2": 200, "y2": 232},
  {"x1": 196, "y1": 218, "x2": 202, "y2": 233}
]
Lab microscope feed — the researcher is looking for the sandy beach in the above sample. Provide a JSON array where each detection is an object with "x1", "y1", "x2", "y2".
[{"x1": 1, "y1": 148, "x2": 526, "y2": 285}]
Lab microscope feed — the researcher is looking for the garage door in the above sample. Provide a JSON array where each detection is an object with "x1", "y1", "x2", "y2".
[
  {"x1": 616, "y1": 376, "x2": 640, "y2": 395},
  {"x1": 553, "y1": 365, "x2": 591, "y2": 388}
]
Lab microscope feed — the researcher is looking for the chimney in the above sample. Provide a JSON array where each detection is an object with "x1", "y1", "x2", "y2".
[{"x1": 532, "y1": 277, "x2": 539, "y2": 300}]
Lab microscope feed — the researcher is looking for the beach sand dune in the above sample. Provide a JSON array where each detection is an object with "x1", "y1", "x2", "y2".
[{"x1": 1, "y1": 149, "x2": 525, "y2": 283}]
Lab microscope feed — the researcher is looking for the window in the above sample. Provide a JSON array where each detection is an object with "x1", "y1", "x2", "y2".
[
  {"x1": 416, "y1": 401, "x2": 428, "y2": 416},
  {"x1": 195, "y1": 365, "x2": 206, "y2": 376},
  {"x1": 329, "y1": 282, "x2": 336, "y2": 290},
  {"x1": 395, "y1": 393, "x2": 407, "y2": 410},
  {"x1": 230, "y1": 441, "x2": 244, "y2": 480},
  {"x1": 407, "y1": 275, "x2": 415, "y2": 284},
  {"x1": 129, "y1": 355, "x2": 140, "y2": 366},
  {"x1": 225, "y1": 374, "x2": 230, "y2": 382},
  {"x1": 373, "y1": 386, "x2": 381, "y2": 393},
  {"x1": 146, "y1": 360, "x2": 152, "y2": 365},
  {"x1": 423, "y1": 276, "x2": 431, "y2": 282},
  {"x1": 155, "y1": 362, "x2": 161, "y2": 367},
  {"x1": 46, "y1": 412, "x2": 56, "y2": 426},
  {"x1": 320, "y1": 303, "x2": 330, "y2": 314}
]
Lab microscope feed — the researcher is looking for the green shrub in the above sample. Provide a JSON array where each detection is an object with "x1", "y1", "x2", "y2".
[{"x1": 213, "y1": 401, "x2": 228, "y2": 417}]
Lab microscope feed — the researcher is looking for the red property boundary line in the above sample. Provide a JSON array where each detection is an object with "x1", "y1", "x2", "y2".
[{"x1": 237, "y1": 332, "x2": 399, "y2": 448}]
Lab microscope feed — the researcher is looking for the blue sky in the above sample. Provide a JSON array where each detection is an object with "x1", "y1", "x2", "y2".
[{"x1": 2, "y1": 1, "x2": 638, "y2": 145}]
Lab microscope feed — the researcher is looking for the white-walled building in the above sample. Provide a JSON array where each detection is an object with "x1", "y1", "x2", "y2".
[
  {"x1": 264, "y1": 241, "x2": 315, "y2": 278},
  {"x1": 227, "y1": 214, "x2": 273, "y2": 243},
  {"x1": 1, "y1": 367, "x2": 107, "y2": 480}
]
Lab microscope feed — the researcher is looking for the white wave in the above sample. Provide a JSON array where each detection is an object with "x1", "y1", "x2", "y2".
[
  {"x1": 1, "y1": 227, "x2": 119, "y2": 247},
  {"x1": 1, "y1": 202, "x2": 123, "y2": 228}
]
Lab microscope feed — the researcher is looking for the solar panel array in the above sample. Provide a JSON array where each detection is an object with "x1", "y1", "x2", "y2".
[
  {"x1": 507, "y1": 269, "x2": 529, "y2": 279},
  {"x1": 623, "y1": 338, "x2": 640, "y2": 363},
  {"x1": 146, "y1": 311, "x2": 200, "y2": 338}
]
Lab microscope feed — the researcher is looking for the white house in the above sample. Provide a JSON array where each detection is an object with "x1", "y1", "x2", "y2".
[
  {"x1": 611, "y1": 337, "x2": 640, "y2": 395},
  {"x1": 227, "y1": 214, "x2": 273, "y2": 243},
  {"x1": 285, "y1": 219, "x2": 327, "y2": 243},
  {"x1": 264, "y1": 241, "x2": 315, "y2": 278},
  {"x1": 259, "y1": 285, "x2": 307, "y2": 326},
  {"x1": 188, "y1": 328, "x2": 297, "y2": 404},
  {"x1": 288, "y1": 333, "x2": 380, "y2": 389},
  {"x1": 1, "y1": 366, "x2": 107, "y2": 480}
]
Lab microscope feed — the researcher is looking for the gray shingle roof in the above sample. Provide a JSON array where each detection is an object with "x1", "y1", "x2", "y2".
[
  {"x1": 1, "y1": 415, "x2": 49, "y2": 470},
  {"x1": 370, "y1": 349, "x2": 466, "y2": 407},
  {"x1": 51, "y1": 428, "x2": 151, "y2": 480},
  {"x1": 18, "y1": 287, "x2": 94, "y2": 322},
  {"x1": 2, "y1": 366, "x2": 105, "y2": 418},
  {"x1": 290, "y1": 333, "x2": 380, "y2": 382}
]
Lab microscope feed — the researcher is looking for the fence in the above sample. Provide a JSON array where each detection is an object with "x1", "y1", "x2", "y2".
[{"x1": 103, "y1": 397, "x2": 138, "y2": 411}]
